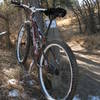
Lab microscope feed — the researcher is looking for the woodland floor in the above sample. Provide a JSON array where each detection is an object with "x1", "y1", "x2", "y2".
[{"x1": 0, "y1": 19, "x2": 100, "y2": 100}]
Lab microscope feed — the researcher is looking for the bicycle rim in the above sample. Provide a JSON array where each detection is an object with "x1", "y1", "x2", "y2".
[
  {"x1": 16, "y1": 25, "x2": 29, "y2": 63},
  {"x1": 39, "y1": 43, "x2": 73, "y2": 100}
]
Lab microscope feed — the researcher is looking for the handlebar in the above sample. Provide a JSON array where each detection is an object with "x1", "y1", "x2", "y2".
[
  {"x1": 11, "y1": 0, "x2": 66, "y2": 18},
  {"x1": 11, "y1": 0, "x2": 47, "y2": 13}
]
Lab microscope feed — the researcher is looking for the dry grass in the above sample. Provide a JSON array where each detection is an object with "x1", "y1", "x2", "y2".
[
  {"x1": 57, "y1": 17, "x2": 100, "y2": 50},
  {"x1": 0, "y1": 16, "x2": 100, "y2": 99},
  {"x1": 65, "y1": 33, "x2": 100, "y2": 50}
]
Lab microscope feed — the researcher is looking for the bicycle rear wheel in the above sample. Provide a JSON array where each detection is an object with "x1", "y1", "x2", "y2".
[
  {"x1": 39, "y1": 40, "x2": 78, "y2": 100},
  {"x1": 16, "y1": 24, "x2": 30, "y2": 64}
]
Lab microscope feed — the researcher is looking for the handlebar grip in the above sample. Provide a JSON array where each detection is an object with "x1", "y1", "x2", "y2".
[{"x1": 11, "y1": 0, "x2": 20, "y2": 5}]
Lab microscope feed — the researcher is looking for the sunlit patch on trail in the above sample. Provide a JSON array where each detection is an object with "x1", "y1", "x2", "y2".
[
  {"x1": 73, "y1": 95, "x2": 100, "y2": 100},
  {"x1": 73, "y1": 95, "x2": 80, "y2": 100}
]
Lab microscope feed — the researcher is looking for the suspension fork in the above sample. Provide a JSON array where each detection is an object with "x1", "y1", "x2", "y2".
[
  {"x1": 42, "y1": 48, "x2": 56, "y2": 67},
  {"x1": 42, "y1": 48, "x2": 60, "y2": 75}
]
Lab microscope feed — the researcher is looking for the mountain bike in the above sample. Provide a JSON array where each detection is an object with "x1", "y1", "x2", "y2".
[{"x1": 11, "y1": 0, "x2": 78, "y2": 100}]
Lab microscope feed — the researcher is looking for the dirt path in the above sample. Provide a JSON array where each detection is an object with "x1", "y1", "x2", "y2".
[
  {"x1": 0, "y1": 40, "x2": 100, "y2": 100},
  {"x1": 68, "y1": 41, "x2": 100, "y2": 100},
  {"x1": 58, "y1": 18, "x2": 100, "y2": 99}
]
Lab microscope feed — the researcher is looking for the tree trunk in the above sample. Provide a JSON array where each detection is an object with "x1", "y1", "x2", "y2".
[
  {"x1": 72, "y1": 8, "x2": 83, "y2": 34},
  {"x1": 18, "y1": 8, "x2": 23, "y2": 26},
  {"x1": 0, "y1": 12, "x2": 12, "y2": 49},
  {"x1": 30, "y1": 0, "x2": 44, "y2": 33},
  {"x1": 46, "y1": 0, "x2": 49, "y2": 8},
  {"x1": 96, "y1": 0, "x2": 100, "y2": 26},
  {"x1": 5, "y1": 13, "x2": 12, "y2": 49},
  {"x1": 53, "y1": 0, "x2": 56, "y2": 7}
]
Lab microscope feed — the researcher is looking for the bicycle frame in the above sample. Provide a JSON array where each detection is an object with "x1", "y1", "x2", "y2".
[
  {"x1": 27, "y1": 12, "x2": 45, "y2": 61},
  {"x1": 11, "y1": 2, "x2": 53, "y2": 66},
  {"x1": 27, "y1": 11, "x2": 52, "y2": 61},
  {"x1": 11, "y1": 2, "x2": 53, "y2": 60}
]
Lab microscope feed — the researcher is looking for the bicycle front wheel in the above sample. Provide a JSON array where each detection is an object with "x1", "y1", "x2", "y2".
[
  {"x1": 16, "y1": 24, "x2": 30, "y2": 64},
  {"x1": 39, "y1": 40, "x2": 78, "y2": 100}
]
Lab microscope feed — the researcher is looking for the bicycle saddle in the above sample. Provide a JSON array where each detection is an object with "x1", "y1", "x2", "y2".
[{"x1": 44, "y1": 7, "x2": 67, "y2": 18}]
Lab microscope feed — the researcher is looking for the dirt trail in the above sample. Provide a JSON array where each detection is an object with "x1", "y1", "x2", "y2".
[
  {"x1": 58, "y1": 18, "x2": 100, "y2": 99},
  {"x1": 67, "y1": 41, "x2": 100, "y2": 100},
  {"x1": 0, "y1": 39, "x2": 100, "y2": 100},
  {"x1": 0, "y1": 18, "x2": 100, "y2": 99}
]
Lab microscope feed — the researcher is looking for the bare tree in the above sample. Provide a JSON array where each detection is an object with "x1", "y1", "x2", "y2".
[
  {"x1": 30, "y1": 0, "x2": 44, "y2": 33},
  {"x1": 71, "y1": 0, "x2": 99, "y2": 34},
  {"x1": 0, "y1": 3, "x2": 12, "y2": 49},
  {"x1": 95, "y1": 0, "x2": 100, "y2": 27}
]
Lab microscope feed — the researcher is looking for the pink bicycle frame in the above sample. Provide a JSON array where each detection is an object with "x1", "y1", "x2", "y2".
[{"x1": 30, "y1": 13, "x2": 42, "y2": 58}]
